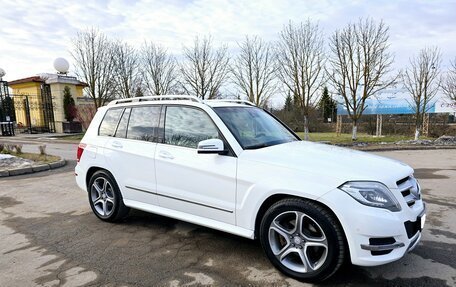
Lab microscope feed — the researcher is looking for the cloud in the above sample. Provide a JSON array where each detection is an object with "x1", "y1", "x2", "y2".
[{"x1": 0, "y1": 0, "x2": 455, "y2": 84}]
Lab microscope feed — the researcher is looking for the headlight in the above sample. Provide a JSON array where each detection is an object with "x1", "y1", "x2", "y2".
[{"x1": 339, "y1": 181, "x2": 401, "y2": 212}]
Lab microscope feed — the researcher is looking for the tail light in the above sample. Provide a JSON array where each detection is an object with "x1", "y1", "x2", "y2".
[{"x1": 77, "y1": 143, "x2": 87, "y2": 162}]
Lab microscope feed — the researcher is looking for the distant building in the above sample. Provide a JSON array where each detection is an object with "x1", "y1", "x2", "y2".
[{"x1": 8, "y1": 74, "x2": 88, "y2": 133}]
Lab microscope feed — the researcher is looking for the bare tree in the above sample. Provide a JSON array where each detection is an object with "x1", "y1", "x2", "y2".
[
  {"x1": 180, "y1": 36, "x2": 230, "y2": 99},
  {"x1": 112, "y1": 41, "x2": 141, "y2": 99},
  {"x1": 442, "y1": 57, "x2": 456, "y2": 101},
  {"x1": 141, "y1": 42, "x2": 178, "y2": 95},
  {"x1": 328, "y1": 18, "x2": 396, "y2": 140},
  {"x1": 276, "y1": 20, "x2": 326, "y2": 140},
  {"x1": 71, "y1": 28, "x2": 116, "y2": 108},
  {"x1": 231, "y1": 36, "x2": 276, "y2": 107},
  {"x1": 403, "y1": 47, "x2": 441, "y2": 140}
]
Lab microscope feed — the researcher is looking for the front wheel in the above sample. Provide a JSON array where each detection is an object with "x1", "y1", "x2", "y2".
[
  {"x1": 259, "y1": 198, "x2": 346, "y2": 282},
  {"x1": 88, "y1": 170, "x2": 129, "y2": 222}
]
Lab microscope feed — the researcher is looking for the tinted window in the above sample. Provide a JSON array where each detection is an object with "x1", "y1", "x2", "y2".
[
  {"x1": 115, "y1": 108, "x2": 131, "y2": 138},
  {"x1": 99, "y1": 108, "x2": 123, "y2": 137},
  {"x1": 214, "y1": 107, "x2": 298, "y2": 149},
  {"x1": 165, "y1": 106, "x2": 219, "y2": 148},
  {"x1": 127, "y1": 106, "x2": 160, "y2": 142}
]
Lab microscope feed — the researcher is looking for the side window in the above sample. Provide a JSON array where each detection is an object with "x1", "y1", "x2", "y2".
[
  {"x1": 127, "y1": 106, "x2": 160, "y2": 142},
  {"x1": 164, "y1": 106, "x2": 219, "y2": 148},
  {"x1": 115, "y1": 108, "x2": 131, "y2": 138},
  {"x1": 99, "y1": 108, "x2": 123, "y2": 137}
]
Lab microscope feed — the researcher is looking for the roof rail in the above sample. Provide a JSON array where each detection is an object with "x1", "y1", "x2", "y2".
[
  {"x1": 205, "y1": 99, "x2": 256, "y2": 106},
  {"x1": 107, "y1": 95, "x2": 202, "y2": 106}
]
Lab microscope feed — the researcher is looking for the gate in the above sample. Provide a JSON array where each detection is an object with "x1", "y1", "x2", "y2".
[
  {"x1": 13, "y1": 84, "x2": 56, "y2": 133},
  {"x1": 0, "y1": 81, "x2": 15, "y2": 136}
]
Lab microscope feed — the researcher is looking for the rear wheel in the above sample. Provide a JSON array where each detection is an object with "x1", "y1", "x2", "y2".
[
  {"x1": 259, "y1": 198, "x2": 346, "y2": 282},
  {"x1": 88, "y1": 170, "x2": 129, "y2": 222}
]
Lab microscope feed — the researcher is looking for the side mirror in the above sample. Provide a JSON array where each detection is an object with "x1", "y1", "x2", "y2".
[{"x1": 197, "y1": 139, "x2": 225, "y2": 154}]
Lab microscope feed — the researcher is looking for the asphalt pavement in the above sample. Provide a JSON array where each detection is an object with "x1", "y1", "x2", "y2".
[
  {"x1": 0, "y1": 144, "x2": 455, "y2": 286},
  {"x1": 0, "y1": 136, "x2": 78, "y2": 160}
]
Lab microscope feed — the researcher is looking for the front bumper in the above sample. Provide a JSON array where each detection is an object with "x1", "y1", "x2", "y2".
[{"x1": 319, "y1": 188, "x2": 426, "y2": 266}]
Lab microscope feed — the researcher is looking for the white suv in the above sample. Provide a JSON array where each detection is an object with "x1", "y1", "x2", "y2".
[{"x1": 75, "y1": 95, "x2": 426, "y2": 282}]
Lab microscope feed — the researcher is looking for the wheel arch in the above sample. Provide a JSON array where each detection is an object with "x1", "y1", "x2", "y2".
[
  {"x1": 254, "y1": 194, "x2": 349, "y2": 253},
  {"x1": 86, "y1": 166, "x2": 113, "y2": 191}
]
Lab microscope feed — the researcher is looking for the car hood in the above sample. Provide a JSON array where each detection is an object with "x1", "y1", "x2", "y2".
[{"x1": 239, "y1": 141, "x2": 413, "y2": 189}]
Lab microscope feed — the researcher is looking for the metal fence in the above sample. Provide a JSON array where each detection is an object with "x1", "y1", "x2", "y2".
[
  {"x1": 0, "y1": 81, "x2": 15, "y2": 136},
  {"x1": 12, "y1": 92, "x2": 56, "y2": 134}
]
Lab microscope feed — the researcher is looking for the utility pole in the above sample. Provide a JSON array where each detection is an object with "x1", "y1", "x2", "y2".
[{"x1": 375, "y1": 114, "x2": 383, "y2": 137}]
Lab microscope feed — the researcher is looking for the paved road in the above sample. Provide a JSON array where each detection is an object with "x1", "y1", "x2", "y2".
[
  {"x1": 0, "y1": 137, "x2": 78, "y2": 160},
  {"x1": 0, "y1": 147, "x2": 455, "y2": 286}
]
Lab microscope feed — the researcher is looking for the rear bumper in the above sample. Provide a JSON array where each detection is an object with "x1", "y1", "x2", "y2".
[
  {"x1": 75, "y1": 164, "x2": 87, "y2": 192},
  {"x1": 319, "y1": 189, "x2": 426, "y2": 266}
]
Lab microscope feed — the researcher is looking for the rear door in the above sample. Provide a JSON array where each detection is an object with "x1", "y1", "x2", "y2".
[
  {"x1": 105, "y1": 105, "x2": 161, "y2": 205},
  {"x1": 155, "y1": 105, "x2": 237, "y2": 225}
]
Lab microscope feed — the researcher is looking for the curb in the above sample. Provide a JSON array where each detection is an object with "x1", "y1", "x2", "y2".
[{"x1": 0, "y1": 158, "x2": 66, "y2": 177}]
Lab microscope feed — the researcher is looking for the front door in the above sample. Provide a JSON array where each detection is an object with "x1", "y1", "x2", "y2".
[{"x1": 155, "y1": 105, "x2": 237, "y2": 225}]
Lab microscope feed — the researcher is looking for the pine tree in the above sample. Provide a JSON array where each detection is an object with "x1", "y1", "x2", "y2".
[
  {"x1": 284, "y1": 93, "x2": 294, "y2": 112},
  {"x1": 63, "y1": 86, "x2": 76, "y2": 122},
  {"x1": 135, "y1": 86, "x2": 145, "y2": 98},
  {"x1": 318, "y1": 87, "x2": 337, "y2": 123}
]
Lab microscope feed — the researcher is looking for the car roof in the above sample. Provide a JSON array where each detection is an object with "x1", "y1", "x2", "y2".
[
  {"x1": 106, "y1": 95, "x2": 256, "y2": 109},
  {"x1": 204, "y1": 100, "x2": 255, "y2": 108}
]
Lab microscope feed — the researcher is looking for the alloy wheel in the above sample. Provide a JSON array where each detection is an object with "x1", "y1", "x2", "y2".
[
  {"x1": 268, "y1": 211, "x2": 329, "y2": 273},
  {"x1": 90, "y1": 177, "x2": 116, "y2": 217}
]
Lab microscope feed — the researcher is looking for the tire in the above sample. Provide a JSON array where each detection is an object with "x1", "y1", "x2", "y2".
[
  {"x1": 259, "y1": 198, "x2": 346, "y2": 282},
  {"x1": 88, "y1": 170, "x2": 130, "y2": 222}
]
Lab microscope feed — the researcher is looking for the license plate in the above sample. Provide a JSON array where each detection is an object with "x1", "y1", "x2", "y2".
[{"x1": 421, "y1": 214, "x2": 426, "y2": 229}]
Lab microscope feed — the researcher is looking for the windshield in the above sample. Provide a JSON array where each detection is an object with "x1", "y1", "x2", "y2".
[{"x1": 214, "y1": 106, "x2": 299, "y2": 149}]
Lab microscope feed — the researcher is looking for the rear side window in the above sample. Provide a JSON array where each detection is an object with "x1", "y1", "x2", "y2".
[
  {"x1": 127, "y1": 106, "x2": 161, "y2": 142},
  {"x1": 99, "y1": 108, "x2": 123, "y2": 137},
  {"x1": 115, "y1": 108, "x2": 131, "y2": 138},
  {"x1": 164, "y1": 106, "x2": 219, "y2": 148}
]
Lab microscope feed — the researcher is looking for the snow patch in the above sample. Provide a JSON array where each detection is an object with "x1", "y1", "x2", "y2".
[
  {"x1": 0, "y1": 154, "x2": 15, "y2": 159},
  {"x1": 0, "y1": 154, "x2": 34, "y2": 170}
]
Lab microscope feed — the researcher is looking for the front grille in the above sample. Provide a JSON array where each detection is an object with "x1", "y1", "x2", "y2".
[
  {"x1": 396, "y1": 176, "x2": 409, "y2": 186},
  {"x1": 401, "y1": 189, "x2": 411, "y2": 197},
  {"x1": 396, "y1": 176, "x2": 420, "y2": 208}
]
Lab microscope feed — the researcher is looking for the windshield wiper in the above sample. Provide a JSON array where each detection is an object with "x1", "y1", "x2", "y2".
[
  {"x1": 244, "y1": 139, "x2": 296, "y2": 150},
  {"x1": 244, "y1": 143, "x2": 271, "y2": 150}
]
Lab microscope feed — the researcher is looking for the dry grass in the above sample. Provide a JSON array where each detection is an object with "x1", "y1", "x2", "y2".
[
  {"x1": 58, "y1": 134, "x2": 84, "y2": 141},
  {"x1": 12, "y1": 152, "x2": 60, "y2": 164},
  {"x1": 296, "y1": 132, "x2": 434, "y2": 144}
]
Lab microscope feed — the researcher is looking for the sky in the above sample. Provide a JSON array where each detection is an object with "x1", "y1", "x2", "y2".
[{"x1": 1, "y1": 0, "x2": 455, "y2": 101}]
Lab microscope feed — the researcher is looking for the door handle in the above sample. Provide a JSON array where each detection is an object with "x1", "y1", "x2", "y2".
[
  {"x1": 158, "y1": 150, "x2": 174, "y2": 159},
  {"x1": 111, "y1": 141, "x2": 123, "y2": 149}
]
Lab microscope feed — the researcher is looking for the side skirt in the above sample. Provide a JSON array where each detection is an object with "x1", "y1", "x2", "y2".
[{"x1": 123, "y1": 199, "x2": 255, "y2": 239}]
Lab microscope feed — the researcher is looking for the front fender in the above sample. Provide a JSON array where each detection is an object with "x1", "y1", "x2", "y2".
[{"x1": 235, "y1": 160, "x2": 341, "y2": 231}]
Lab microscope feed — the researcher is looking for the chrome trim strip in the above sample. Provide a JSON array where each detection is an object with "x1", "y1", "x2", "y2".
[
  {"x1": 361, "y1": 242, "x2": 405, "y2": 251},
  {"x1": 404, "y1": 194, "x2": 416, "y2": 205},
  {"x1": 407, "y1": 232, "x2": 422, "y2": 252},
  {"x1": 418, "y1": 203, "x2": 426, "y2": 217},
  {"x1": 156, "y1": 193, "x2": 234, "y2": 213},
  {"x1": 125, "y1": 185, "x2": 234, "y2": 214},
  {"x1": 398, "y1": 185, "x2": 413, "y2": 192},
  {"x1": 125, "y1": 185, "x2": 155, "y2": 195}
]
